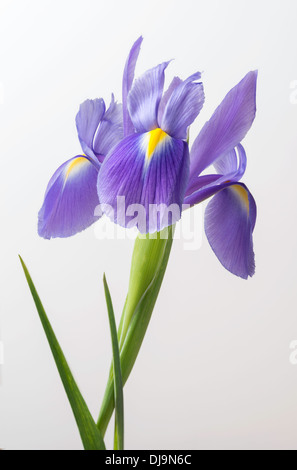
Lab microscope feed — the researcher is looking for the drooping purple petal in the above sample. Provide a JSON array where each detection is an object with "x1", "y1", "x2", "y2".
[
  {"x1": 204, "y1": 183, "x2": 256, "y2": 279},
  {"x1": 127, "y1": 62, "x2": 170, "y2": 133},
  {"x1": 38, "y1": 156, "x2": 100, "y2": 239},
  {"x1": 98, "y1": 130, "x2": 189, "y2": 233},
  {"x1": 93, "y1": 94, "x2": 123, "y2": 161},
  {"x1": 187, "y1": 71, "x2": 257, "y2": 193},
  {"x1": 184, "y1": 178, "x2": 232, "y2": 207},
  {"x1": 75, "y1": 99, "x2": 106, "y2": 162},
  {"x1": 184, "y1": 173, "x2": 222, "y2": 196},
  {"x1": 122, "y1": 36, "x2": 143, "y2": 137},
  {"x1": 160, "y1": 72, "x2": 205, "y2": 139}
]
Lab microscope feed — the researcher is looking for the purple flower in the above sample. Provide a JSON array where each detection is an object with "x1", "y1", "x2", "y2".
[
  {"x1": 98, "y1": 37, "x2": 257, "y2": 279},
  {"x1": 38, "y1": 95, "x2": 123, "y2": 239},
  {"x1": 38, "y1": 37, "x2": 257, "y2": 279},
  {"x1": 98, "y1": 38, "x2": 205, "y2": 233}
]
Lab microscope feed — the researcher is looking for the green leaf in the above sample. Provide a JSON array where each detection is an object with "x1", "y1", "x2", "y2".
[
  {"x1": 103, "y1": 274, "x2": 124, "y2": 450},
  {"x1": 97, "y1": 226, "x2": 175, "y2": 436},
  {"x1": 19, "y1": 256, "x2": 106, "y2": 451}
]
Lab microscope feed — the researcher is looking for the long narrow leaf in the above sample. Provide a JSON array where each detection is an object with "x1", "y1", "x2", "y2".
[
  {"x1": 103, "y1": 274, "x2": 124, "y2": 450},
  {"x1": 19, "y1": 256, "x2": 105, "y2": 451}
]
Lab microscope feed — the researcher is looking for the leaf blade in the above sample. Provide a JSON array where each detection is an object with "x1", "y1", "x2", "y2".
[
  {"x1": 19, "y1": 255, "x2": 106, "y2": 451},
  {"x1": 103, "y1": 274, "x2": 124, "y2": 450}
]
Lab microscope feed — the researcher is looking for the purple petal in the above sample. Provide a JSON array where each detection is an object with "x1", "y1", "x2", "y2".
[
  {"x1": 185, "y1": 144, "x2": 247, "y2": 204},
  {"x1": 160, "y1": 72, "x2": 205, "y2": 139},
  {"x1": 204, "y1": 183, "x2": 256, "y2": 279},
  {"x1": 76, "y1": 99, "x2": 106, "y2": 162},
  {"x1": 213, "y1": 143, "x2": 246, "y2": 179},
  {"x1": 38, "y1": 156, "x2": 100, "y2": 239},
  {"x1": 127, "y1": 62, "x2": 170, "y2": 133},
  {"x1": 93, "y1": 94, "x2": 123, "y2": 160},
  {"x1": 122, "y1": 36, "x2": 143, "y2": 137},
  {"x1": 185, "y1": 173, "x2": 222, "y2": 196},
  {"x1": 157, "y1": 76, "x2": 183, "y2": 123},
  {"x1": 184, "y1": 179, "x2": 231, "y2": 207},
  {"x1": 188, "y1": 71, "x2": 257, "y2": 191},
  {"x1": 98, "y1": 130, "x2": 189, "y2": 233}
]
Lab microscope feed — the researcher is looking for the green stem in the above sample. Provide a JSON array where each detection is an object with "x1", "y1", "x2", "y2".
[{"x1": 97, "y1": 226, "x2": 175, "y2": 436}]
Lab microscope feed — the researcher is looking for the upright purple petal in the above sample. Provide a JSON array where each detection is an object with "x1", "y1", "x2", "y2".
[
  {"x1": 93, "y1": 94, "x2": 123, "y2": 161},
  {"x1": 127, "y1": 62, "x2": 170, "y2": 133},
  {"x1": 184, "y1": 144, "x2": 247, "y2": 204},
  {"x1": 75, "y1": 99, "x2": 106, "y2": 162},
  {"x1": 160, "y1": 73, "x2": 205, "y2": 139},
  {"x1": 157, "y1": 76, "x2": 183, "y2": 123},
  {"x1": 204, "y1": 183, "x2": 256, "y2": 279},
  {"x1": 187, "y1": 71, "x2": 257, "y2": 193},
  {"x1": 122, "y1": 36, "x2": 143, "y2": 136},
  {"x1": 38, "y1": 156, "x2": 100, "y2": 239},
  {"x1": 213, "y1": 143, "x2": 246, "y2": 179},
  {"x1": 98, "y1": 130, "x2": 189, "y2": 233}
]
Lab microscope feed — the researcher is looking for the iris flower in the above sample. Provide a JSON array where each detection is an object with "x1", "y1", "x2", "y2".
[{"x1": 39, "y1": 37, "x2": 257, "y2": 279}]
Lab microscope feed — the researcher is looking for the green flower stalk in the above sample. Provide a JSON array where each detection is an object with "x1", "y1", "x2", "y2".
[{"x1": 97, "y1": 226, "x2": 175, "y2": 437}]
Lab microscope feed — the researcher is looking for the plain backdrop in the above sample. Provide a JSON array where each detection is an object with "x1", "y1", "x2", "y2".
[{"x1": 0, "y1": 0, "x2": 297, "y2": 450}]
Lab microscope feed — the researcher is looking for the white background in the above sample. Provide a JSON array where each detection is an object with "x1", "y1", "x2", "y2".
[{"x1": 0, "y1": 0, "x2": 297, "y2": 450}]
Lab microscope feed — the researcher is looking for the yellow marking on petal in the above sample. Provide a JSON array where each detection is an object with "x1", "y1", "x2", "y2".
[
  {"x1": 146, "y1": 128, "x2": 168, "y2": 160},
  {"x1": 232, "y1": 184, "x2": 249, "y2": 214},
  {"x1": 65, "y1": 157, "x2": 87, "y2": 179}
]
